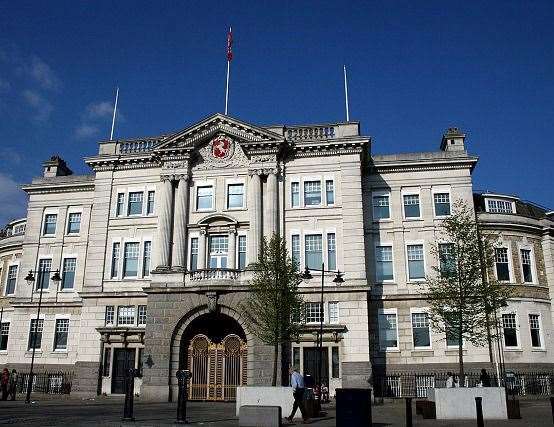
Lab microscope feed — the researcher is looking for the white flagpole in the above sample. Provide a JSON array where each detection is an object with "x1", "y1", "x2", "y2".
[
  {"x1": 110, "y1": 87, "x2": 119, "y2": 140},
  {"x1": 225, "y1": 26, "x2": 231, "y2": 115},
  {"x1": 225, "y1": 60, "x2": 230, "y2": 115},
  {"x1": 343, "y1": 65, "x2": 350, "y2": 122}
]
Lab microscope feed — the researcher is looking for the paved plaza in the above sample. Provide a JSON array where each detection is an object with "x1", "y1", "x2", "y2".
[{"x1": 0, "y1": 397, "x2": 552, "y2": 426}]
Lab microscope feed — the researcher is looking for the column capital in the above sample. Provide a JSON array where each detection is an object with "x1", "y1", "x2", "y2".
[
  {"x1": 248, "y1": 168, "x2": 263, "y2": 177},
  {"x1": 228, "y1": 224, "x2": 237, "y2": 235},
  {"x1": 199, "y1": 225, "x2": 208, "y2": 235}
]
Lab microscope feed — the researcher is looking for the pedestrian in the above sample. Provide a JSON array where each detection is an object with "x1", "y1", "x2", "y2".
[
  {"x1": 446, "y1": 372, "x2": 454, "y2": 388},
  {"x1": 8, "y1": 369, "x2": 18, "y2": 401},
  {"x1": 480, "y1": 369, "x2": 491, "y2": 387},
  {"x1": 1, "y1": 368, "x2": 9, "y2": 401},
  {"x1": 286, "y1": 366, "x2": 310, "y2": 424}
]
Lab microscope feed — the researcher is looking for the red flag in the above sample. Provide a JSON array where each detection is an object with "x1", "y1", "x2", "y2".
[{"x1": 227, "y1": 27, "x2": 233, "y2": 62}]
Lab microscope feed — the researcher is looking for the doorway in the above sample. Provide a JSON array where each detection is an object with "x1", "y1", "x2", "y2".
[
  {"x1": 303, "y1": 347, "x2": 329, "y2": 387},
  {"x1": 111, "y1": 348, "x2": 135, "y2": 394}
]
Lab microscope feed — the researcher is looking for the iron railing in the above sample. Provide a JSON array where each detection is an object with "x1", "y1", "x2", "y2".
[
  {"x1": 15, "y1": 371, "x2": 73, "y2": 395},
  {"x1": 374, "y1": 371, "x2": 553, "y2": 399}
]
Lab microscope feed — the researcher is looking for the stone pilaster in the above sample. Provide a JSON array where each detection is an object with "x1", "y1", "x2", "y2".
[
  {"x1": 265, "y1": 170, "x2": 279, "y2": 237},
  {"x1": 154, "y1": 178, "x2": 174, "y2": 269},
  {"x1": 228, "y1": 226, "x2": 236, "y2": 269},
  {"x1": 198, "y1": 226, "x2": 207, "y2": 269},
  {"x1": 248, "y1": 171, "x2": 262, "y2": 264},
  {"x1": 172, "y1": 176, "x2": 189, "y2": 269}
]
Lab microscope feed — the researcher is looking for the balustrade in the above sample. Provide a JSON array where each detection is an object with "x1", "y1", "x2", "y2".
[
  {"x1": 287, "y1": 126, "x2": 335, "y2": 141},
  {"x1": 118, "y1": 140, "x2": 155, "y2": 154},
  {"x1": 188, "y1": 268, "x2": 242, "y2": 281}
]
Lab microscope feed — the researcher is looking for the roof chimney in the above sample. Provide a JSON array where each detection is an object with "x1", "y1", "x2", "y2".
[
  {"x1": 42, "y1": 155, "x2": 73, "y2": 178},
  {"x1": 440, "y1": 127, "x2": 466, "y2": 152}
]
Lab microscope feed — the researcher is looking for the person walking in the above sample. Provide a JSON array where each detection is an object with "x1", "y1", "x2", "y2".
[
  {"x1": 286, "y1": 367, "x2": 310, "y2": 424},
  {"x1": 446, "y1": 372, "x2": 454, "y2": 388},
  {"x1": 1, "y1": 368, "x2": 9, "y2": 401},
  {"x1": 8, "y1": 369, "x2": 18, "y2": 401},
  {"x1": 480, "y1": 369, "x2": 491, "y2": 387}
]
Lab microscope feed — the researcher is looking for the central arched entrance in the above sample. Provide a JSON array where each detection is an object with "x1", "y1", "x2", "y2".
[{"x1": 179, "y1": 312, "x2": 247, "y2": 401}]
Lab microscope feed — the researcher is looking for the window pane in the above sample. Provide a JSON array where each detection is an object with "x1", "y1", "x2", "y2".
[
  {"x1": 291, "y1": 235, "x2": 300, "y2": 271},
  {"x1": 434, "y1": 193, "x2": 451, "y2": 216},
  {"x1": 373, "y1": 195, "x2": 390, "y2": 219},
  {"x1": 520, "y1": 249, "x2": 533, "y2": 283},
  {"x1": 376, "y1": 246, "x2": 394, "y2": 281},
  {"x1": 197, "y1": 186, "x2": 213, "y2": 210},
  {"x1": 291, "y1": 182, "x2": 300, "y2": 207},
  {"x1": 0, "y1": 322, "x2": 9, "y2": 351},
  {"x1": 495, "y1": 248, "x2": 510, "y2": 281},
  {"x1": 305, "y1": 235, "x2": 322, "y2": 269},
  {"x1": 143, "y1": 241, "x2": 152, "y2": 277},
  {"x1": 227, "y1": 184, "x2": 244, "y2": 208},
  {"x1": 147, "y1": 191, "x2": 155, "y2": 214},
  {"x1": 328, "y1": 302, "x2": 339, "y2": 323},
  {"x1": 105, "y1": 306, "x2": 115, "y2": 325},
  {"x1": 403, "y1": 195, "x2": 420, "y2": 218},
  {"x1": 326, "y1": 180, "x2": 335, "y2": 205},
  {"x1": 331, "y1": 347, "x2": 340, "y2": 378},
  {"x1": 190, "y1": 238, "x2": 198, "y2": 271},
  {"x1": 138, "y1": 305, "x2": 147, "y2": 325},
  {"x1": 67, "y1": 212, "x2": 81, "y2": 234},
  {"x1": 43, "y1": 214, "x2": 57, "y2": 235},
  {"x1": 304, "y1": 181, "x2": 321, "y2": 205},
  {"x1": 37, "y1": 259, "x2": 52, "y2": 290},
  {"x1": 6, "y1": 265, "x2": 18, "y2": 294},
  {"x1": 61, "y1": 258, "x2": 76, "y2": 290},
  {"x1": 118, "y1": 306, "x2": 136, "y2": 325},
  {"x1": 327, "y1": 233, "x2": 336, "y2": 271},
  {"x1": 380, "y1": 313, "x2": 398, "y2": 349},
  {"x1": 529, "y1": 314, "x2": 541, "y2": 347},
  {"x1": 502, "y1": 314, "x2": 518, "y2": 347},
  {"x1": 128, "y1": 192, "x2": 144, "y2": 215},
  {"x1": 305, "y1": 302, "x2": 323, "y2": 323},
  {"x1": 116, "y1": 193, "x2": 125, "y2": 216},
  {"x1": 238, "y1": 236, "x2": 247, "y2": 270},
  {"x1": 487, "y1": 199, "x2": 513, "y2": 214},
  {"x1": 446, "y1": 326, "x2": 461, "y2": 347},
  {"x1": 54, "y1": 319, "x2": 69, "y2": 350},
  {"x1": 111, "y1": 242, "x2": 120, "y2": 278},
  {"x1": 123, "y1": 243, "x2": 140, "y2": 277},
  {"x1": 439, "y1": 243, "x2": 456, "y2": 277},
  {"x1": 407, "y1": 245, "x2": 425, "y2": 280},
  {"x1": 28, "y1": 319, "x2": 43, "y2": 350},
  {"x1": 412, "y1": 313, "x2": 430, "y2": 347}
]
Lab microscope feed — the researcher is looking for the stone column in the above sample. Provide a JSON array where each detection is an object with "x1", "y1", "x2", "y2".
[
  {"x1": 228, "y1": 227, "x2": 236, "y2": 269},
  {"x1": 198, "y1": 227, "x2": 207, "y2": 269},
  {"x1": 248, "y1": 171, "x2": 262, "y2": 264},
  {"x1": 172, "y1": 176, "x2": 189, "y2": 269},
  {"x1": 265, "y1": 170, "x2": 279, "y2": 237},
  {"x1": 154, "y1": 177, "x2": 174, "y2": 269}
]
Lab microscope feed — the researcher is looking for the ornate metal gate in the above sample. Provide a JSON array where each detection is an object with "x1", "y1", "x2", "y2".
[{"x1": 187, "y1": 333, "x2": 247, "y2": 401}]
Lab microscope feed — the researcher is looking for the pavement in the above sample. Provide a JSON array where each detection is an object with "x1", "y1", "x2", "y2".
[{"x1": 0, "y1": 396, "x2": 552, "y2": 426}]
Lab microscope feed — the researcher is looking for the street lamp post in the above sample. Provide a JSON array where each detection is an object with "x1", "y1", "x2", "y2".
[
  {"x1": 24, "y1": 268, "x2": 61, "y2": 404},
  {"x1": 301, "y1": 264, "x2": 343, "y2": 411}
]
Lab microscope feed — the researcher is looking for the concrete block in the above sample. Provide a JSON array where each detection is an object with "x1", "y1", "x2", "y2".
[
  {"x1": 236, "y1": 386, "x2": 299, "y2": 419},
  {"x1": 427, "y1": 387, "x2": 507, "y2": 420},
  {"x1": 239, "y1": 405, "x2": 282, "y2": 427}
]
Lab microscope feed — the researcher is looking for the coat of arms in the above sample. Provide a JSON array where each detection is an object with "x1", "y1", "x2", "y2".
[{"x1": 211, "y1": 135, "x2": 232, "y2": 159}]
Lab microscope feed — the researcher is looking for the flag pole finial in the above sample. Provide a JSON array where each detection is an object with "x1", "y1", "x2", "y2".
[{"x1": 110, "y1": 86, "x2": 119, "y2": 140}]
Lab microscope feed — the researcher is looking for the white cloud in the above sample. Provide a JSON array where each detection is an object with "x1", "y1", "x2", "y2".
[
  {"x1": 22, "y1": 89, "x2": 53, "y2": 122},
  {"x1": 22, "y1": 55, "x2": 61, "y2": 91},
  {"x1": 0, "y1": 173, "x2": 27, "y2": 225},
  {"x1": 75, "y1": 123, "x2": 100, "y2": 139},
  {"x1": 85, "y1": 101, "x2": 114, "y2": 120}
]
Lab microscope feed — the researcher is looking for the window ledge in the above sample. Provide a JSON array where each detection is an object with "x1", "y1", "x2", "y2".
[
  {"x1": 384, "y1": 349, "x2": 400, "y2": 353},
  {"x1": 0, "y1": 350, "x2": 7, "y2": 355},
  {"x1": 59, "y1": 289, "x2": 74, "y2": 293},
  {"x1": 411, "y1": 349, "x2": 434, "y2": 355},
  {"x1": 25, "y1": 350, "x2": 43, "y2": 356},
  {"x1": 372, "y1": 219, "x2": 393, "y2": 223},
  {"x1": 531, "y1": 348, "x2": 547, "y2": 352},
  {"x1": 504, "y1": 348, "x2": 523, "y2": 352},
  {"x1": 52, "y1": 350, "x2": 68, "y2": 355},
  {"x1": 404, "y1": 218, "x2": 423, "y2": 222}
]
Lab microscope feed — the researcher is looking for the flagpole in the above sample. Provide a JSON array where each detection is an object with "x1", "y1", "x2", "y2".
[
  {"x1": 225, "y1": 26, "x2": 232, "y2": 115},
  {"x1": 343, "y1": 65, "x2": 350, "y2": 122},
  {"x1": 110, "y1": 87, "x2": 119, "y2": 140},
  {"x1": 225, "y1": 59, "x2": 230, "y2": 115}
]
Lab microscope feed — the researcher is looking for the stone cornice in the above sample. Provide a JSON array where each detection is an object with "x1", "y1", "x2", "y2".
[
  {"x1": 22, "y1": 181, "x2": 95, "y2": 195},
  {"x1": 369, "y1": 155, "x2": 478, "y2": 174},
  {"x1": 291, "y1": 138, "x2": 368, "y2": 158}
]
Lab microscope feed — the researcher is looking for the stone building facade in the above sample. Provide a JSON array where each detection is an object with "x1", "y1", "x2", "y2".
[{"x1": 0, "y1": 115, "x2": 552, "y2": 400}]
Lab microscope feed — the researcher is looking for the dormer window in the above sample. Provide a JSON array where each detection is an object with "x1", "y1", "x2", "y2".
[{"x1": 486, "y1": 199, "x2": 514, "y2": 214}]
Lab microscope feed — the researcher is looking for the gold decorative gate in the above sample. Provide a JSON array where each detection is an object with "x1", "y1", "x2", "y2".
[{"x1": 187, "y1": 333, "x2": 247, "y2": 401}]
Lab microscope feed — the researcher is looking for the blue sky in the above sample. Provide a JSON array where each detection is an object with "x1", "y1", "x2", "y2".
[{"x1": 1, "y1": 1, "x2": 553, "y2": 225}]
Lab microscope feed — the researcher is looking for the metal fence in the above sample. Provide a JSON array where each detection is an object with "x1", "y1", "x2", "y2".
[
  {"x1": 15, "y1": 371, "x2": 73, "y2": 395},
  {"x1": 374, "y1": 371, "x2": 553, "y2": 399}
]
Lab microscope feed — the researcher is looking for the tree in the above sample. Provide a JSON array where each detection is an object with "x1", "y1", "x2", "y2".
[
  {"x1": 421, "y1": 200, "x2": 511, "y2": 386},
  {"x1": 241, "y1": 234, "x2": 305, "y2": 386}
]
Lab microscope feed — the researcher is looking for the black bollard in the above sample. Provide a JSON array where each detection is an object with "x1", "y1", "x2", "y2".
[
  {"x1": 122, "y1": 368, "x2": 136, "y2": 421},
  {"x1": 176, "y1": 369, "x2": 192, "y2": 424},
  {"x1": 550, "y1": 397, "x2": 554, "y2": 424},
  {"x1": 405, "y1": 397, "x2": 412, "y2": 427},
  {"x1": 475, "y1": 397, "x2": 484, "y2": 427}
]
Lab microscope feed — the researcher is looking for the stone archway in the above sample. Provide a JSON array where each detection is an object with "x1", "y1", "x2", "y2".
[{"x1": 169, "y1": 306, "x2": 250, "y2": 401}]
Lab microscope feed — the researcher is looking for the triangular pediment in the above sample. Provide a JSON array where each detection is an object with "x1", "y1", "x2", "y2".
[{"x1": 154, "y1": 113, "x2": 283, "y2": 152}]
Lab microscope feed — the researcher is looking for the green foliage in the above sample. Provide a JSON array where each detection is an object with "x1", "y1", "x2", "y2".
[
  {"x1": 421, "y1": 200, "x2": 511, "y2": 381},
  {"x1": 240, "y1": 234, "x2": 304, "y2": 384}
]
